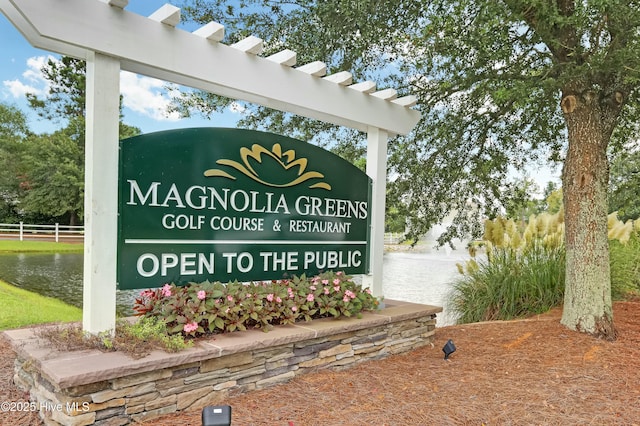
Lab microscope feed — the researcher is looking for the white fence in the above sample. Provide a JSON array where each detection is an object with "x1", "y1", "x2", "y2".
[
  {"x1": 0, "y1": 222, "x2": 84, "y2": 242},
  {"x1": 1, "y1": 223, "x2": 395, "y2": 245},
  {"x1": 384, "y1": 232, "x2": 404, "y2": 244}
]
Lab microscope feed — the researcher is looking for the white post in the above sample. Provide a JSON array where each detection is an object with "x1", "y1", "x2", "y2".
[
  {"x1": 365, "y1": 127, "x2": 389, "y2": 300},
  {"x1": 83, "y1": 52, "x2": 120, "y2": 334},
  {"x1": 55, "y1": 222, "x2": 59, "y2": 243},
  {"x1": 19, "y1": 221, "x2": 23, "y2": 241}
]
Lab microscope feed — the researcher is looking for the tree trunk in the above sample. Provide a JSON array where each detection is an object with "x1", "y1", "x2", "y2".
[
  {"x1": 69, "y1": 210, "x2": 79, "y2": 227},
  {"x1": 560, "y1": 90, "x2": 616, "y2": 340}
]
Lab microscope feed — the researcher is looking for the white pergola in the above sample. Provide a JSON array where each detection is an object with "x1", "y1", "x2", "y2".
[{"x1": 1, "y1": 0, "x2": 421, "y2": 334}]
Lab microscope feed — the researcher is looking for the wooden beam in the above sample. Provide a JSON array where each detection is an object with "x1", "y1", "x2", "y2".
[
  {"x1": 371, "y1": 88, "x2": 397, "y2": 101},
  {"x1": 148, "y1": 4, "x2": 180, "y2": 27},
  {"x1": 193, "y1": 22, "x2": 224, "y2": 42},
  {"x1": 392, "y1": 95, "x2": 418, "y2": 107},
  {"x1": 266, "y1": 49, "x2": 297, "y2": 66},
  {"x1": 83, "y1": 52, "x2": 120, "y2": 334},
  {"x1": 103, "y1": 0, "x2": 128, "y2": 8},
  {"x1": 231, "y1": 36, "x2": 263, "y2": 55},
  {"x1": 349, "y1": 80, "x2": 377, "y2": 93},
  {"x1": 296, "y1": 61, "x2": 327, "y2": 77},
  {"x1": 323, "y1": 71, "x2": 353, "y2": 86}
]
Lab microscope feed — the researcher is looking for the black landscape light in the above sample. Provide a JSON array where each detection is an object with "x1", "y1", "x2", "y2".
[
  {"x1": 202, "y1": 405, "x2": 232, "y2": 426},
  {"x1": 442, "y1": 339, "x2": 456, "y2": 360}
]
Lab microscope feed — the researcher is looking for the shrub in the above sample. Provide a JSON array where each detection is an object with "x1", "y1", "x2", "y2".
[
  {"x1": 133, "y1": 271, "x2": 380, "y2": 338},
  {"x1": 449, "y1": 212, "x2": 640, "y2": 324},
  {"x1": 449, "y1": 212, "x2": 566, "y2": 323},
  {"x1": 610, "y1": 233, "x2": 640, "y2": 299},
  {"x1": 450, "y1": 240, "x2": 565, "y2": 323}
]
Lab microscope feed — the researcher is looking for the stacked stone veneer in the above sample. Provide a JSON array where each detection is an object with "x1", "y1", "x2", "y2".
[{"x1": 5, "y1": 300, "x2": 441, "y2": 426}]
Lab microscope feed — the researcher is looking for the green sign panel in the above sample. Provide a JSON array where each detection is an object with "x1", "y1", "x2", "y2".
[{"x1": 117, "y1": 128, "x2": 372, "y2": 290}]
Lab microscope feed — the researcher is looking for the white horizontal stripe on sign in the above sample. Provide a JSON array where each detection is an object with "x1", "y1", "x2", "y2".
[{"x1": 124, "y1": 239, "x2": 367, "y2": 245}]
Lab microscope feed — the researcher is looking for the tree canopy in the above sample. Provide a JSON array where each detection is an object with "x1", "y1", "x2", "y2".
[
  {"x1": 0, "y1": 104, "x2": 29, "y2": 222},
  {"x1": 177, "y1": 0, "x2": 640, "y2": 339},
  {"x1": 0, "y1": 57, "x2": 141, "y2": 225}
]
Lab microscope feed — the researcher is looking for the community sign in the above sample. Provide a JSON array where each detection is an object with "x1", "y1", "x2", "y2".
[{"x1": 117, "y1": 128, "x2": 372, "y2": 289}]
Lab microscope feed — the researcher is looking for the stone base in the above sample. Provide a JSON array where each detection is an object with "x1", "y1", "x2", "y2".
[{"x1": 4, "y1": 300, "x2": 442, "y2": 426}]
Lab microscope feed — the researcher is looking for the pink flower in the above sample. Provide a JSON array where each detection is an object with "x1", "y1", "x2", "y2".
[
  {"x1": 365, "y1": 288, "x2": 372, "y2": 295},
  {"x1": 336, "y1": 271, "x2": 343, "y2": 276},
  {"x1": 306, "y1": 294, "x2": 315, "y2": 302},
  {"x1": 345, "y1": 290, "x2": 356, "y2": 299},
  {"x1": 161, "y1": 284, "x2": 172, "y2": 297},
  {"x1": 183, "y1": 321, "x2": 198, "y2": 333},
  {"x1": 266, "y1": 293, "x2": 274, "y2": 302},
  {"x1": 310, "y1": 285, "x2": 316, "y2": 291},
  {"x1": 324, "y1": 287, "x2": 330, "y2": 295},
  {"x1": 291, "y1": 306, "x2": 298, "y2": 312},
  {"x1": 276, "y1": 297, "x2": 282, "y2": 303},
  {"x1": 227, "y1": 295, "x2": 234, "y2": 302},
  {"x1": 197, "y1": 290, "x2": 206, "y2": 300},
  {"x1": 322, "y1": 279, "x2": 329, "y2": 285},
  {"x1": 140, "y1": 289, "x2": 155, "y2": 298},
  {"x1": 343, "y1": 295, "x2": 350, "y2": 302},
  {"x1": 333, "y1": 278, "x2": 340, "y2": 285},
  {"x1": 334, "y1": 286, "x2": 341, "y2": 292}
]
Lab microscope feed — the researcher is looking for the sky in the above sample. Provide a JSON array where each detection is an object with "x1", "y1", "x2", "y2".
[{"x1": 0, "y1": 0, "x2": 240, "y2": 135}]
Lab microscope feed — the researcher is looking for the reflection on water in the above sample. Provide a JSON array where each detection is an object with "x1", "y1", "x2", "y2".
[
  {"x1": 0, "y1": 253, "x2": 138, "y2": 316},
  {"x1": 0, "y1": 253, "x2": 83, "y2": 304},
  {"x1": 382, "y1": 250, "x2": 468, "y2": 326},
  {"x1": 0, "y1": 248, "x2": 470, "y2": 324}
]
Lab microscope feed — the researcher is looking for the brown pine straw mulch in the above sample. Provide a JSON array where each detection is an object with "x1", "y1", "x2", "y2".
[{"x1": 3, "y1": 301, "x2": 640, "y2": 426}]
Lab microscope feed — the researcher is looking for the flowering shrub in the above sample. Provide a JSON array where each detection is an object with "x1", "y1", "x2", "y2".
[{"x1": 133, "y1": 271, "x2": 380, "y2": 337}]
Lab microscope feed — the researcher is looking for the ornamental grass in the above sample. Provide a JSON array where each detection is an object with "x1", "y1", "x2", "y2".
[{"x1": 449, "y1": 211, "x2": 640, "y2": 324}]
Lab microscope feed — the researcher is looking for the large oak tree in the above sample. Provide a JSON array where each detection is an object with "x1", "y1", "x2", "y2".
[{"x1": 178, "y1": 0, "x2": 640, "y2": 339}]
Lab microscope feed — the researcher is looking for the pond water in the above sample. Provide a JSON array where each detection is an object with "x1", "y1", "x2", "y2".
[
  {"x1": 382, "y1": 249, "x2": 469, "y2": 326},
  {"x1": 0, "y1": 247, "x2": 470, "y2": 325},
  {"x1": 0, "y1": 253, "x2": 138, "y2": 317}
]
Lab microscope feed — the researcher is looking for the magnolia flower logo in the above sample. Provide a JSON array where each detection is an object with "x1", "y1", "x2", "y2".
[{"x1": 204, "y1": 143, "x2": 331, "y2": 190}]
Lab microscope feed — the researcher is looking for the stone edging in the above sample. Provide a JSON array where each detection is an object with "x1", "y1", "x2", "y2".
[{"x1": 5, "y1": 300, "x2": 442, "y2": 425}]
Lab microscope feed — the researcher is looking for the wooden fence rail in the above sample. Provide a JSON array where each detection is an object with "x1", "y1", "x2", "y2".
[
  {"x1": 1, "y1": 224, "x2": 398, "y2": 245},
  {"x1": 384, "y1": 232, "x2": 404, "y2": 244},
  {"x1": 0, "y1": 222, "x2": 84, "y2": 242}
]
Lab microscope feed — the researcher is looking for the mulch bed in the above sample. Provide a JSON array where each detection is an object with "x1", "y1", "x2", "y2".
[{"x1": 3, "y1": 301, "x2": 640, "y2": 425}]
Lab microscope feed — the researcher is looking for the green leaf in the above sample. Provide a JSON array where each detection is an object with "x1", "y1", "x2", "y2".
[{"x1": 214, "y1": 317, "x2": 225, "y2": 330}]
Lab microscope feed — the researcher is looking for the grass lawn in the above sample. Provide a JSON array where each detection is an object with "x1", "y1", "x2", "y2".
[
  {"x1": 0, "y1": 279, "x2": 82, "y2": 330},
  {"x1": 0, "y1": 240, "x2": 83, "y2": 253}
]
